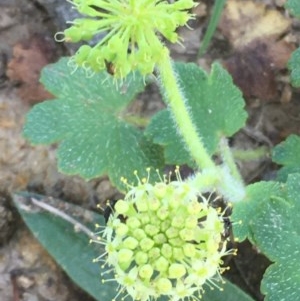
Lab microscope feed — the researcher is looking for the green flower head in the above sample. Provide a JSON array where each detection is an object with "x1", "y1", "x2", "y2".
[
  {"x1": 59, "y1": 0, "x2": 195, "y2": 78},
  {"x1": 97, "y1": 169, "x2": 235, "y2": 301}
]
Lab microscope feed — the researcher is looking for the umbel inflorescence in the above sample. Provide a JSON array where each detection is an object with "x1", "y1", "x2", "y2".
[
  {"x1": 57, "y1": 0, "x2": 195, "y2": 78},
  {"x1": 96, "y1": 170, "x2": 234, "y2": 301}
]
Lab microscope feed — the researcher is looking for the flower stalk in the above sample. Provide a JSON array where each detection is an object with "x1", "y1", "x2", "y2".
[{"x1": 157, "y1": 49, "x2": 216, "y2": 171}]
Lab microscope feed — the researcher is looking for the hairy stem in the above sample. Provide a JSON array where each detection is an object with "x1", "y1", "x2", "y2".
[
  {"x1": 157, "y1": 49, "x2": 216, "y2": 170},
  {"x1": 219, "y1": 137, "x2": 243, "y2": 183},
  {"x1": 156, "y1": 50, "x2": 246, "y2": 202},
  {"x1": 232, "y1": 146, "x2": 269, "y2": 161}
]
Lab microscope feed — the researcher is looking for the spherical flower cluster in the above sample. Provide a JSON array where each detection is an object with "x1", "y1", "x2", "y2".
[
  {"x1": 58, "y1": 0, "x2": 195, "y2": 78},
  {"x1": 99, "y1": 171, "x2": 233, "y2": 301}
]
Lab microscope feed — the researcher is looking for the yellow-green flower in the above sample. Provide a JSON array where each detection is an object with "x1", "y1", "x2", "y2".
[
  {"x1": 60, "y1": 0, "x2": 195, "y2": 78},
  {"x1": 97, "y1": 170, "x2": 234, "y2": 301}
]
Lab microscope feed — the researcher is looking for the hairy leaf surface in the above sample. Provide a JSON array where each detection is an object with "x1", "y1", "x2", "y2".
[
  {"x1": 23, "y1": 58, "x2": 163, "y2": 189},
  {"x1": 272, "y1": 134, "x2": 300, "y2": 181},
  {"x1": 146, "y1": 63, "x2": 247, "y2": 166}
]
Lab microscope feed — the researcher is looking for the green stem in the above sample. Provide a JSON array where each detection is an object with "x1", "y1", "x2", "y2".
[
  {"x1": 219, "y1": 137, "x2": 243, "y2": 183},
  {"x1": 156, "y1": 50, "x2": 246, "y2": 202},
  {"x1": 156, "y1": 49, "x2": 215, "y2": 170},
  {"x1": 123, "y1": 115, "x2": 150, "y2": 128},
  {"x1": 232, "y1": 146, "x2": 269, "y2": 161}
]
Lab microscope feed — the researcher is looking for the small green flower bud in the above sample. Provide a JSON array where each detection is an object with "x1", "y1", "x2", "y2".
[
  {"x1": 160, "y1": 220, "x2": 171, "y2": 232},
  {"x1": 107, "y1": 35, "x2": 122, "y2": 52},
  {"x1": 187, "y1": 200, "x2": 203, "y2": 215},
  {"x1": 73, "y1": 45, "x2": 92, "y2": 64},
  {"x1": 206, "y1": 238, "x2": 220, "y2": 254},
  {"x1": 135, "y1": 251, "x2": 148, "y2": 265},
  {"x1": 87, "y1": 47, "x2": 106, "y2": 71},
  {"x1": 132, "y1": 228, "x2": 147, "y2": 240},
  {"x1": 183, "y1": 244, "x2": 196, "y2": 258},
  {"x1": 122, "y1": 237, "x2": 139, "y2": 250},
  {"x1": 155, "y1": 256, "x2": 169, "y2": 272},
  {"x1": 140, "y1": 214, "x2": 150, "y2": 225},
  {"x1": 173, "y1": 0, "x2": 195, "y2": 10},
  {"x1": 169, "y1": 238, "x2": 183, "y2": 247},
  {"x1": 145, "y1": 224, "x2": 159, "y2": 236},
  {"x1": 75, "y1": 3, "x2": 102, "y2": 17},
  {"x1": 140, "y1": 237, "x2": 155, "y2": 252},
  {"x1": 156, "y1": 278, "x2": 172, "y2": 294},
  {"x1": 115, "y1": 223, "x2": 129, "y2": 237},
  {"x1": 64, "y1": 26, "x2": 83, "y2": 43},
  {"x1": 173, "y1": 247, "x2": 184, "y2": 261},
  {"x1": 166, "y1": 198, "x2": 180, "y2": 210},
  {"x1": 161, "y1": 244, "x2": 173, "y2": 259},
  {"x1": 127, "y1": 217, "x2": 141, "y2": 229},
  {"x1": 169, "y1": 263, "x2": 186, "y2": 279},
  {"x1": 185, "y1": 215, "x2": 198, "y2": 229},
  {"x1": 148, "y1": 198, "x2": 161, "y2": 211},
  {"x1": 171, "y1": 214, "x2": 185, "y2": 228},
  {"x1": 136, "y1": 198, "x2": 148, "y2": 212},
  {"x1": 148, "y1": 247, "x2": 160, "y2": 260},
  {"x1": 139, "y1": 264, "x2": 154, "y2": 279},
  {"x1": 115, "y1": 200, "x2": 129, "y2": 214},
  {"x1": 118, "y1": 249, "x2": 133, "y2": 264},
  {"x1": 166, "y1": 227, "x2": 178, "y2": 239},
  {"x1": 153, "y1": 233, "x2": 167, "y2": 244},
  {"x1": 153, "y1": 182, "x2": 168, "y2": 199},
  {"x1": 163, "y1": 30, "x2": 178, "y2": 43},
  {"x1": 179, "y1": 228, "x2": 194, "y2": 241},
  {"x1": 157, "y1": 206, "x2": 169, "y2": 220}
]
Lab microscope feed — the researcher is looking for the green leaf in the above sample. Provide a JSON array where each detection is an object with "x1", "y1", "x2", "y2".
[
  {"x1": 287, "y1": 48, "x2": 300, "y2": 87},
  {"x1": 23, "y1": 57, "x2": 163, "y2": 189},
  {"x1": 146, "y1": 110, "x2": 195, "y2": 166},
  {"x1": 146, "y1": 62, "x2": 247, "y2": 166},
  {"x1": 232, "y1": 175, "x2": 300, "y2": 301},
  {"x1": 285, "y1": 0, "x2": 300, "y2": 18},
  {"x1": 202, "y1": 279, "x2": 255, "y2": 301},
  {"x1": 232, "y1": 181, "x2": 285, "y2": 242},
  {"x1": 272, "y1": 135, "x2": 300, "y2": 165},
  {"x1": 286, "y1": 0, "x2": 300, "y2": 89},
  {"x1": 272, "y1": 134, "x2": 300, "y2": 181},
  {"x1": 13, "y1": 192, "x2": 118, "y2": 301},
  {"x1": 251, "y1": 174, "x2": 300, "y2": 301}
]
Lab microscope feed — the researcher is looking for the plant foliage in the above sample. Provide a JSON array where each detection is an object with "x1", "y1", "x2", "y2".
[
  {"x1": 146, "y1": 63, "x2": 247, "y2": 166},
  {"x1": 286, "y1": 0, "x2": 300, "y2": 87},
  {"x1": 23, "y1": 58, "x2": 163, "y2": 189},
  {"x1": 272, "y1": 134, "x2": 300, "y2": 181},
  {"x1": 233, "y1": 174, "x2": 300, "y2": 301}
]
